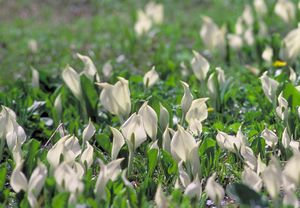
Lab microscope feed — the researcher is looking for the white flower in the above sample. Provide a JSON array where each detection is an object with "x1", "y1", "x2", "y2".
[
  {"x1": 241, "y1": 146, "x2": 257, "y2": 170},
  {"x1": 185, "y1": 98, "x2": 209, "y2": 135},
  {"x1": 102, "y1": 61, "x2": 113, "y2": 79},
  {"x1": 134, "y1": 10, "x2": 152, "y2": 36},
  {"x1": 276, "y1": 92, "x2": 288, "y2": 121},
  {"x1": 254, "y1": 0, "x2": 267, "y2": 15},
  {"x1": 80, "y1": 141, "x2": 94, "y2": 168},
  {"x1": 138, "y1": 102, "x2": 158, "y2": 140},
  {"x1": 170, "y1": 125, "x2": 197, "y2": 162},
  {"x1": 227, "y1": 34, "x2": 243, "y2": 50},
  {"x1": 184, "y1": 176, "x2": 202, "y2": 199},
  {"x1": 110, "y1": 127, "x2": 125, "y2": 160},
  {"x1": 54, "y1": 93, "x2": 62, "y2": 119},
  {"x1": 82, "y1": 118, "x2": 96, "y2": 143},
  {"x1": 275, "y1": 0, "x2": 296, "y2": 23},
  {"x1": 10, "y1": 162, "x2": 47, "y2": 208},
  {"x1": 77, "y1": 53, "x2": 100, "y2": 82},
  {"x1": 216, "y1": 131, "x2": 243, "y2": 153},
  {"x1": 1, "y1": 107, "x2": 26, "y2": 151},
  {"x1": 242, "y1": 167, "x2": 262, "y2": 192},
  {"x1": 205, "y1": 173, "x2": 224, "y2": 206},
  {"x1": 180, "y1": 81, "x2": 193, "y2": 117},
  {"x1": 282, "y1": 128, "x2": 291, "y2": 149},
  {"x1": 155, "y1": 184, "x2": 168, "y2": 208},
  {"x1": 47, "y1": 135, "x2": 81, "y2": 168},
  {"x1": 200, "y1": 16, "x2": 226, "y2": 52},
  {"x1": 280, "y1": 25, "x2": 300, "y2": 61},
  {"x1": 121, "y1": 113, "x2": 147, "y2": 150},
  {"x1": 283, "y1": 152, "x2": 300, "y2": 185},
  {"x1": 261, "y1": 157, "x2": 282, "y2": 199},
  {"x1": 261, "y1": 128, "x2": 278, "y2": 147},
  {"x1": 54, "y1": 162, "x2": 84, "y2": 203},
  {"x1": 97, "y1": 77, "x2": 131, "y2": 119},
  {"x1": 162, "y1": 127, "x2": 174, "y2": 153},
  {"x1": 31, "y1": 68, "x2": 39, "y2": 88},
  {"x1": 62, "y1": 65, "x2": 82, "y2": 101},
  {"x1": 94, "y1": 158, "x2": 123, "y2": 199},
  {"x1": 259, "y1": 71, "x2": 279, "y2": 103},
  {"x1": 190, "y1": 51, "x2": 210, "y2": 81},
  {"x1": 159, "y1": 103, "x2": 169, "y2": 131},
  {"x1": 145, "y1": 2, "x2": 164, "y2": 24},
  {"x1": 143, "y1": 66, "x2": 159, "y2": 88},
  {"x1": 262, "y1": 45, "x2": 273, "y2": 63}
]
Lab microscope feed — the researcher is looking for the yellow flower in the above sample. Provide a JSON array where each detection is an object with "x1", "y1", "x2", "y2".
[
  {"x1": 273, "y1": 60, "x2": 287, "y2": 67},
  {"x1": 208, "y1": 107, "x2": 214, "y2": 112}
]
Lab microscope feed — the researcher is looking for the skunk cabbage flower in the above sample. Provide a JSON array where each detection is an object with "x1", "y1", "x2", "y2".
[
  {"x1": 282, "y1": 128, "x2": 291, "y2": 149},
  {"x1": 275, "y1": 0, "x2": 296, "y2": 23},
  {"x1": 134, "y1": 10, "x2": 152, "y2": 36},
  {"x1": 180, "y1": 81, "x2": 193, "y2": 117},
  {"x1": 102, "y1": 61, "x2": 113, "y2": 79},
  {"x1": 242, "y1": 167, "x2": 262, "y2": 192},
  {"x1": 205, "y1": 173, "x2": 224, "y2": 206},
  {"x1": 77, "y1": 53, "x2": 100, "y2": 82},
  {"x1": 170, "y1": 125, "x2": 197, "y2": 162},
  {"x1": 155, "y1": 184, "x2": 168, "y2": 208},
  {"x1": 82, "y1": 119, "x2": 96, "y2": 143},
  {"x1": 94, "y1": 158, "x2": 123, "y2": 199},
  {"x1": 10, "y1": 162, "x2": 47, "y2": 208},
  {"x1": 47, "y1": 135, "x2": 81, "y2": 168},
  {"x1": 280, "y1": 25, "x2": 300, "y2": 61},
  {"x1": 241, "y1": 5, "x2": 254, "y2": 26},
  {"x1": 54, "y1": 93, "x2": 62, "y2": 119},
  {"x1": 162, "y1": 127, "x2": 174, "y2": 153},
  {"x1": 0, "y1": 107, "x2": 26, "y2": 151},
  {"x1": 216, "y1": 131, "x2": 243, "y2": 153},
  {"x1": 276, "y1": 92, "x2": 288, "y2": 121},
  {"x1": 110, "y1": 127, "x2": 125, "y2": 160},
  {"x1": 138, "y1": 102, "x2": 158, "y2": 140},
  {"x1": 200, "y1": 16, "x2": 226, "y2": 52},
  {"x1": 31, "y1": 68, "x2": 39, "y2": 88},
  {"x1": 185, "y1": 98, "x2": 209, "y2": 135},
  {"x1": 143, "y1": 66, "x2": 159, "y2": 88},
  {"x1": 54, "y1": 162, "x2": 84, "y2": 203},
  {"x1": 121, "y1": 113, "x2": 147, "y2": 150},
  {"x1": 80, "y1": 141, "x2": 94, "y2": 168},
  {"x1": 227, "y1": 34, "x2": 243, "y2": 50},
  {"x1": 190, "y1": 51, "x2": 210, "y2": 81},
  {"x1": 184, "y1": 176, "x2": 202, "y2": 199},
  {"x1": 254, "y1": 0, "x2": 267, "y2": 16},
  {"x1": 241, "y1": 146, "x2": 257, "y2": 170},
  {"x1": 145, "y1": 2, "x2": 164, "y2": 24},
  {"x1": 62, "y1": 66, "x2": 82, "y2": 101},
  {"x1": 159, "y1": 103, "x2": 169, "y2": 131},
  {"x1": 97, "y1": 77, "x2": 131, "y2": 119},
  {"x1": 261, "y1": 128, "x2": 278, "y2": 147},
  {"x1": 262, "y1": 45, "x2": 273, "y2": 63},
  {"x1": 283, "y1": 152, "x2": 300, "y2": 185},
  {"x1": 259, "y1": 71, "x2": 279, "y2": 103},
  {"x1": 261, "y1": 157, "x2": 282, "y2": 199}
]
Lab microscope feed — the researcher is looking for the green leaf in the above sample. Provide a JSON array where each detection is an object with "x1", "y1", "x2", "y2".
[
  {"x1": 283, "y1": 83, "x2": 300, "y2": 110},
  {"x1": 226, "y1": 183, "x2": 268, "y2": 207},
  {"x1": 80, "y1": 74, "x2": 98, "y2": 120},
  {"x1": 52, "y1": 192, "x2": 70, "y2": 208},
  {"x1": 0, "y1": 163, "x2": 7, "y2": 191},
  {"x1": 24, "y1": 139, "x2": 41, "y2": 175},
  {"x1": 147, "y1": 149, "x2": 158, "y2": 177}
]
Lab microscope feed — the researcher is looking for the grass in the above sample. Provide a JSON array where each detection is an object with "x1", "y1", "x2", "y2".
[{"x1": 1, "y1": 0, "x2": 300, "y2": 207}]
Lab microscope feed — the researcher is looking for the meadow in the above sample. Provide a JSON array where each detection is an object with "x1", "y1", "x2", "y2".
[{"x1": 0, "y1": 0, "x2": 300, "y2": 207}]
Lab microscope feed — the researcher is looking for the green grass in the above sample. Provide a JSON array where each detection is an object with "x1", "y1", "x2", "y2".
[{"x1": 1, "y1": 0, "x2": 300, "y2": 207}]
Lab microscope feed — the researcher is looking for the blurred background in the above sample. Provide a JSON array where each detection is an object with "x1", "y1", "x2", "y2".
[{"x1": 0, "y1": 0, "x2": 285, "y2": 87}]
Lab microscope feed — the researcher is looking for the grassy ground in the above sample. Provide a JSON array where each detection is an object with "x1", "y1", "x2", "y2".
[{"x1": 1, "y1": 0, "x2": 300, "y2": 207}]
